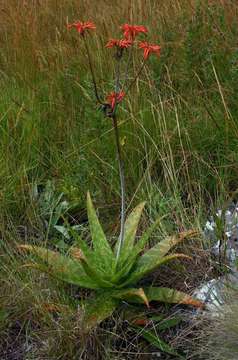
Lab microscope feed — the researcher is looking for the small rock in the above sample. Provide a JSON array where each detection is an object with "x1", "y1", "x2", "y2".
[{"x1": 193, "y1": 204, "x2": 238, "y2": 314}]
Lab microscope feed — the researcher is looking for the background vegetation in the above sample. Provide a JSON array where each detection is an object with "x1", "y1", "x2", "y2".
[{"x1": 1, "y1": 0, "x2": 238, "y2": 358}]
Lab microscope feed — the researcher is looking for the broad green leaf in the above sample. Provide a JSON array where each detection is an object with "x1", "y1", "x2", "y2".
[
  {"x1": 129, "y1": 286, "x2": 204, "y2": 308},
  {"x1": 73, "y1": 252, "x2": 115, "y2": 288},
  {"x1": 68, "y1": 227, "x2": 94, "y2": 260},
  {"x1": 19, "y1": 245, "x2": 99, "y2": 289},
  {"x1": 115, "y1": 202, "x2": 146, "y2": 265},
  {"x1": 145, "y1": 287, "x2": 204, "y2": 308},
  {"x1": 132, "y1": 216, "x2": 162, "y2": 258},
  {"x1": 52, "y1": 199, "x2": 70, "y2": 226},
  {"x1": 113, "y1": 216, "x2": 162, "y2": 281},
  {"x1": 68, "y1": 226, "x2": 108, "y2": 278},
  {"x1": 87, "y1": 192, "x2": 115, "y2": 271},
  {"x1": 122, "y1": 253, "x2": 190, "y2": 286},
  {"x1": 54, "y1": 224, "x2": 81, "y2": 240},
  {"x1": 139, "y1": 229, "x2": 198, "y2": 266},
  {"x1": 54, "y1": 225, "x2": 71, "y2": 240},
  {"x1": 82, "y1": 292, "x2": 119, "y2": 332},
  {"x1": 122, "y1": 229, "x2": 198, "y2": 284},
  {"x1": 111, "y1": 287, "x2": 149, "y2": 307},
  {"x1": 133, "y1": 327, "x2": 185, "y2": 359},
  {"x1": 110, "y1": 260, "x2": 136, "y2": 285}
]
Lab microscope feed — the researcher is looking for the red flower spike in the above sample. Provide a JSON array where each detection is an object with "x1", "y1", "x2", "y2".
[
  {"x1": 67, "y1": 21, "x2": 96, "y2": 35},
  {"x1": 106, "y1": 91, "x2": 125, "y2": 110},
  {"x1": 121, "y1": 24, "x2": 148, "y2": 41},
  {"x1": 106, "y1": 39, "x2": 132, "y2": 49},
  {"x1": 138, "y1": 41, "x2": 161, "y2": 60}
]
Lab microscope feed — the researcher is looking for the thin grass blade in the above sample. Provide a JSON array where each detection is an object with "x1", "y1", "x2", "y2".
[{"x1": 133, "y1": 327, "x2": 185, "y2": 359}]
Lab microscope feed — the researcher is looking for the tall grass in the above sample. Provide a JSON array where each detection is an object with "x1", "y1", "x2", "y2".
[
  {"x1": 1, "y1": 1, "x2": 238, "y2": 222},
  {"x1": 1, "y1": 0, "x2": 238, "y2": 358}
]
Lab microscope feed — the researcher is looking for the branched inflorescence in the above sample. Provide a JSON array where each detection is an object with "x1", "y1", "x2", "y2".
[{"x1": 67, "y1": 20, "x2": 161, "y2": 260}]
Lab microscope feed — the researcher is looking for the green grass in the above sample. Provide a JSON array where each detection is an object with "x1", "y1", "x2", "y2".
[{"x1": 1, "y1": 0, "x2": 238, "y2": 358}]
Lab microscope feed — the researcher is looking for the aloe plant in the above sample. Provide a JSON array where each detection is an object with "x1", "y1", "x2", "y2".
[{"x1": 20, "y1": 192, "x2": 203, "y2": 332}]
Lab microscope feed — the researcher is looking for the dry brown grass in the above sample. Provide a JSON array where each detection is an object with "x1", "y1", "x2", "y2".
[{"x1": 1, "y1": 0, "x2": 237, "y2": 78}]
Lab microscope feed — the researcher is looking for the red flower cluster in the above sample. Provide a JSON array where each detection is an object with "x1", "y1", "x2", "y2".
[
  {"x1": 138, "y1": 42, "x2": 161, "y2": 60},
  {"x1": 106, "y1": 91, "x2": 125, "y2": 110},
  {"x1": 122, "y1": 24, "x2": 148, "y2": 41},
  {"x1": 106, "y1": 24, "x2": 147, "y2": 50},
  {"x1": 106, "y1": 39, "x2": 132, "y2": 49},
  {"x1": 67, "y1": 20, "x2": 161, "y2": 114},
  {"x1": 105, "y1": 23, "x2": 161, "y2": 61},
  {"x1": 67, "y1": 21, "x2": 161, "y2": 60},
  {"x1": 67, "y1": 21, "x2": 96, "y2": 35}
]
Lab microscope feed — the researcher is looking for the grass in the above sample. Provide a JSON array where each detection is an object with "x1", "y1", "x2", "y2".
[
  {"x1": 187, "y1": 288, "x2": 238, "y2": 360},
  {"x1": 1, "y1": 0, "x2": 238, "y2": 358}
]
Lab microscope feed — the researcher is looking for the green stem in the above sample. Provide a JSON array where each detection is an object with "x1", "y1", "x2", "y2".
[
  {"x1": 112, "y1": 53, "x2": 126, "y2": 263},
  {"x1": 82, "y1": 35, "x2": 103, "y2": 105},
  {"x1": 113, "y1": 114, "x2": 126, "y2": 263},
  {"x1": 112, "y1": 54, "x2": 145, "y2": 263}
]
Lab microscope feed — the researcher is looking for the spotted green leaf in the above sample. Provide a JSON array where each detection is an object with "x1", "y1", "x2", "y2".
[
  {"x1": 82, "y1": 292, "x2": 118, "y2": 332},
  {"x1": 113, "y1": 216, "x2": 162, "y2": 281},
  {"x1": 87, "y1": 192, "x2": 115, "y2": 271},
  {"x1": 19, "y1": 245, "x2": 99, "y2": 289},
  {"x1": 116, "y1": 202, "x2": 146, "y2": 265},
  {"x1": 122, "y1": 253, "x2": 190, "y2": 286},
  {"x1": 143, "y1": 229, "x2": 198, "y2": 261},
  {"x1": 130, "y1": 286, "x2": 204, "y2": 308},
  {"x1": 111, "y1": 287, "x2": 149, "y2": 307}
]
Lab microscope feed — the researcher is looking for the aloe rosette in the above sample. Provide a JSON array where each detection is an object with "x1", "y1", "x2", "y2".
[{"x1": 20, "y1": 193, "x2": 203, "y2": 331}]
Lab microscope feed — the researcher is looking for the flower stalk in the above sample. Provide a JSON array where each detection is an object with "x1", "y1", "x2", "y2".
[
  {"x1": 82, "y1": 35, "x2": 103, "y2": 105},
  {"x1": 113, "y1": 50, "x2": 126, "y2": 263},
  {"x1": 112, "y1": 114, "x2": 126, "y2": 262},
  {"x1": 68, "y1": 20, "x2": 161, "y2": 264}
]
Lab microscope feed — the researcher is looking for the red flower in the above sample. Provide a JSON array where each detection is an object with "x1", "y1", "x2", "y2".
[
  {"x1": 106, "y1": 91, "x2": 125, "y2": 110},
  {"x1": 138, "y1": 41, "x2": 161, "y2": 60},
  {"x1": 106, "y1": 39, "x2": 132, "y2": 49},
  {"x1": 122, "y1": 24, "x2": 148, "y2": 40},
  {"x1": 67, "y1": 21, "x2": 96, "y2": 35}
]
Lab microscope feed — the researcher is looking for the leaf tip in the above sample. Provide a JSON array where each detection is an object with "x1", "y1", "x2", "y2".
[
  {"x1": 17, "y1": 244, "x2": 32, "y2": 252},
  {"x1": 139, "y1": 288, "x2": 150, "y2": 308},
  {"x1": 69, "y1": 247, "x2": 86, "y2": 261}
]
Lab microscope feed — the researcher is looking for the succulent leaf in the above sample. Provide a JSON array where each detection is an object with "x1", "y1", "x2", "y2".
[
  {"x1": 115, "y1": 202, "x2": 145, "y2": 265},
  {"x1": 111, "y1": 287, "x2": 149, "y2": 307},
  {"x1": 82, "y1": 292, "x2": 118, "y2": 332},
  {"x1": 122, "y1": 253, "x2": 190, "y2": 286},
  {"x1": 18, "y1": 245, "x2": 99, "y2": 289},
  {"x1": 131, "y1": 286, "x2": 204, "y2": 308},
  {"x1": 87, "y1": 192, "x2": 115, "y2": 271}
]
